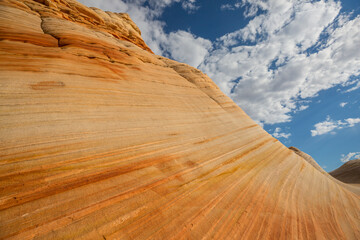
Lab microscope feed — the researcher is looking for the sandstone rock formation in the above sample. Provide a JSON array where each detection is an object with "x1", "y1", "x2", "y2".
[
  {"x1": 0, "y1": 0, "x2": 359, "y2": 239},
  {"x1": 289, "y1": 147, "x2": 360, "y2": 196},
  {"x1": 289, "y1": 146, "x2": 326, "y2": 174},
  {"x1": 330, "y1": 159, "x2": 360, "y2": 184}
]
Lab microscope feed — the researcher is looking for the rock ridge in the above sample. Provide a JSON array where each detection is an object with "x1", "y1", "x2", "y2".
[{"x1": 330, "y1": 159, "x2": 360, "y2": 184}]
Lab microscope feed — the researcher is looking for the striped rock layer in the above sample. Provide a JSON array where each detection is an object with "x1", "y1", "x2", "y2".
[
  {"x1": 289, "y1": 147, "x2": 360, "y2": 196},
  {"x1": 0, "y1": 0, "x2": 359, "y2": 239},
  {"x1": 288, "y1": 147, "x2": 326, "y2": 174}
]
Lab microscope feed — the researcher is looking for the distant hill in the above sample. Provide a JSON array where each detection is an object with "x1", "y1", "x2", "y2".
[{"x1": 329, "y1": 159, "x2": 360, "y2": 184}]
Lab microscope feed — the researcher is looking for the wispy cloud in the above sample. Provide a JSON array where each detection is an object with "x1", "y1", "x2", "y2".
[
  {"x1": 221, "y1": 0, "x2": 268, "y2": 18},
  {"x1": 340, "y1": 152, "x2": 360, "y2": 162},
  {"x1": 339, "y1": 102, "x2": 348, "y2": 107},
  {"x1": 220, "y1": 3, "x2": 241, "y2": 11},
  {"x1": 311, "y1": 116, "x2": 360, "y2": 136},
  {"x1": 271, "y1": 127, "x2": 291, "y2": 139},
  {"x1": 344, "y1": 80, "x2": 360, "y2": 92},
  {"x1": 181, "y1": 0, "x2": 199, "y2": 13}
]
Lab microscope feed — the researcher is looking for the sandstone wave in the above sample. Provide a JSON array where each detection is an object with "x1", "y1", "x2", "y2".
[{"x1": 0, "y1": 0, "x2": 359, "y2": 239}]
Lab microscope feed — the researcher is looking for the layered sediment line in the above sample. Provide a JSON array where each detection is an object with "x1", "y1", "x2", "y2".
[
  {"x1": 289, "y1": 146, "x2": 326, "y2": 174},
  {"x1": 0, "y1": 0, "x2": 359, "y2": 239},
  {"x1": 289, "y1": 147, "x2": 360, "y2": 196}
]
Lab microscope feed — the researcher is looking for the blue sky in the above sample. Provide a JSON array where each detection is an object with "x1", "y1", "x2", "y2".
[{"x1": 78, "y1": 0, "x2": 360, "y2": 171}]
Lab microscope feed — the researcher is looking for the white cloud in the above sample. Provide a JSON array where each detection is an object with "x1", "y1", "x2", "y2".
[
  {"x1": 220, "y1": 3, "x2": 242, "y2": 11},
  {"x1": 77, "y1": 0, "x2": 206, "y2": 67},
  {"x1": 181, "y1": 0, "x2": 199, "y2": 13},
  {"x1": 221, "y1": 0, "x2": 267, "y2": 18},
  {"x1": 345, "y1": 80, "x2": 360, "y2": 92},
  {"x1": 200, "y1": 0, "x2": 360, "y2": 125},
  {"x1": 311, "y1": 116, "x2": 339, "y2": 136},
  {"x1": 298, "y1": 105, "x2": 309, "y2": 111},
  {"x1": 271, "y1": 127, "x2": 291, "y2": 139},
  {"x1": 339, "y1": 102, "x2": 348, "y2": 107},
  {"x1": 346, "y1": 117, "x2": 360, "y2": 127},
  {"x1": 241, "y1": 0, "x2": 269, "y2": 18},
  {"x1": 340, "y1": 152, "x2": 360, "y2": 162},
  {"x1": 294, "y1": 104, "x2": 309, "y2": 113},
  {"x1": 311, "y1": 116, "x2": 360, "y2": 136},
  {"x1": 164, "y1": 31, "x2": 212, "y2": 67}
]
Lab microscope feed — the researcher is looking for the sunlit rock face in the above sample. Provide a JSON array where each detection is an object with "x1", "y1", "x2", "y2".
[
  {"x1": 0, "y1": 0, "x2": 359, "y2": 239},
  {"x1": 289, "y1": 146, "x2": 326, "y2": 174},
  {"x1": 289, "y1": 147, "x2": 360, "y2": 196}
]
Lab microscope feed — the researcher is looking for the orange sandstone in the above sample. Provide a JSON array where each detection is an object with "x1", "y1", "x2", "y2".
[
  {"x1": 0, "y1": 0, "x2": 359, "y2": 239},
  {"x1": 289, "y1": 147, "x2": 360, "y2": 196},
  {"x1": 289, "y1": 146, "x2": 326, "y2": 174}
]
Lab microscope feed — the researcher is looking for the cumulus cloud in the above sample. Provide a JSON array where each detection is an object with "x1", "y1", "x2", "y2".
[
  {"x1": 346, "y1": 117, "x2": 360, "y2": 127},
  {"x1": 310, "y1": 116, "x2": 339, "y2": 136},
  {"x1": 311, "y1": 116, "x2": 360, "y2": 136},
  {"x1": 200, "y1": 0, "x2": 360, "y2": 125},
  {"x1": 340, "y1": 152, "x2": 360, "y2": 162},
  {"x1": 77, "y1": 0, "x2": 206, "y2": 67},
  {"x1": 339, "y1": 102, "x2": 348, "y2": 107},
  {"x1": 271, "y1": 127, "x2": 291, "y2": 139},
  {"x1": 163, "y1": 31, "x2": 212, "y2": 67}
]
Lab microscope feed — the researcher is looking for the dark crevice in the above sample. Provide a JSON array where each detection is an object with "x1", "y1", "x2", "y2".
[
  {"x1": 39, "y1": 16, "x2": 61, "y2": 47},
  {"x1": 22, "y1": 1, "x2": 60, "y2": 47},
  {"x1": 103, "y1": 52, "x2": 113, "y2": 62}
]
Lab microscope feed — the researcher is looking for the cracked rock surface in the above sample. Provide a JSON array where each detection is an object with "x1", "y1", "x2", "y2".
[{"x1": 0, "y1": 0, "x2": 359, "y2": 239}]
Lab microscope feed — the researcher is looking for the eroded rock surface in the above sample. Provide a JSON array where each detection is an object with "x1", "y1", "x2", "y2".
[{"x1": 0, "y1": 0, "x2": 359, "y2": 239}]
